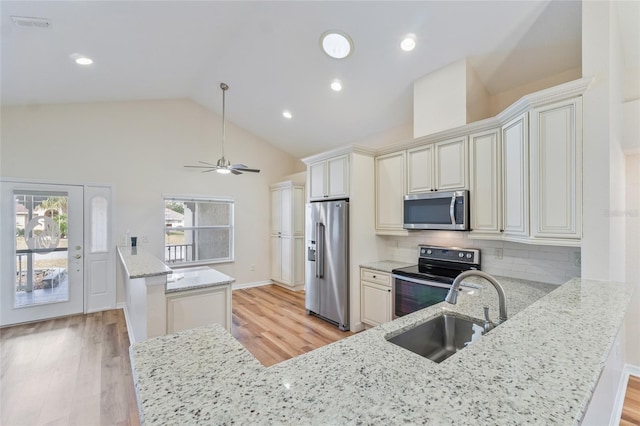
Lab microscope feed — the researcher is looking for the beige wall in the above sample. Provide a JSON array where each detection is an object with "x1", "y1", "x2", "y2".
[{"x1": 1, "y1": 99, "x2": 305, "y2": 303}]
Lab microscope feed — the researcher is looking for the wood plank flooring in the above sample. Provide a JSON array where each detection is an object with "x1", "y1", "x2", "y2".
[
  {"x1": 0, "y1": 310, "x2": 139, "y2": 426},
  {"x1": 621, "y1": 374, "x2": 640, "y2": 426},
  {"x1": 231, "y1": 284, "x2": 352, "y2": 366}
]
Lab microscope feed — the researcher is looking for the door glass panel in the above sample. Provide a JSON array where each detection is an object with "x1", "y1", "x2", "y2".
[
  {"x1": 14, "y1": 192, "x2": 69, "y2": 308},
  {"x1": 90, "y1": 196, "x2": 108, "y2": 253}
]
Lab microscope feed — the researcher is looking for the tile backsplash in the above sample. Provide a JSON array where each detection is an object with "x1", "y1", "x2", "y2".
[{"x1": 381, "y1": 232, "x2": 581, "y2": 285}]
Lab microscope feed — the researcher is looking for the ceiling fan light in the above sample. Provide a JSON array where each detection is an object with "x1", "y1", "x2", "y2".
[{"x1": 216, "y1": 168, "x2": 231, "y2": 174}]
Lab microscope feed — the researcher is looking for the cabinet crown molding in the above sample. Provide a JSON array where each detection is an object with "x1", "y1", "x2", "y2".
[{"x1": 301, "y1": 144, "x2": 376, "y2": 165}]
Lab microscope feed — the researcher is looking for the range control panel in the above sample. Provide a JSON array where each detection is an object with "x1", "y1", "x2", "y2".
[{"x1": 418, "y1": 245, "x2": 480, "y2": 266}]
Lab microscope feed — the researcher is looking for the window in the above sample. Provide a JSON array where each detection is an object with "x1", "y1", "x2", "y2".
[{"x1": 164, "y1": 196, "x2": 234, "y2": 265}]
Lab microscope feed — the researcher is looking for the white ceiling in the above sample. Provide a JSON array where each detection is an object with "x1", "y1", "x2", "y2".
[{"x1": 1, "y1": 1, "x2": 584, "y2": 158}]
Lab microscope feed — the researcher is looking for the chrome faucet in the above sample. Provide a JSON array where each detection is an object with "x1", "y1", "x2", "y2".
[{"x1": 445, "y1": 270, "x2": 508, "y2": 325}]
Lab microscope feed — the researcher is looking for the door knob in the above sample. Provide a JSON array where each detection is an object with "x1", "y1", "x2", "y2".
[
  {"x1": 74, "y1": 254, "x2": 82, "y2": 259},
  {"x1": 75, "y1": 245, "x2": 82, "y2": 250}
]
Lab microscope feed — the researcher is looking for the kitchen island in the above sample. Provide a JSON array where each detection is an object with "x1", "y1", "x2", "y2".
[{"x1": 130, "y1": 276, "x2": 633, "y2": 425}]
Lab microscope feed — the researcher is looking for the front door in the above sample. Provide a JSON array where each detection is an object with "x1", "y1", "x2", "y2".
[{"x1": 0, "y1": 181, "x2": 84, "y2": 326}]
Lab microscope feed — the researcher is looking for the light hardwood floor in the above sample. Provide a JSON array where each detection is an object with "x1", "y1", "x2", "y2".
[
  {"x1": 621, "y1": 374, "x2": 640, "y2": 426},
  {"x1": 231, "y1": 284, "x2": 353, "y2": 366},
  {"x1": 0, "y1": 310, "x2": 139, "y2": 426}
]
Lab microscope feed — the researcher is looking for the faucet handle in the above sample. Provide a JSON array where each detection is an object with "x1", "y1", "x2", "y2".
[{"x1": 483, "y1": 306, "x2": 495, "y2": 333}]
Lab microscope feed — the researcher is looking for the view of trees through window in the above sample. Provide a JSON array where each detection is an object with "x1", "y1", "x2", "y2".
[{"x1": 164, "y1": 197, "x2": 234, "y2": 264}]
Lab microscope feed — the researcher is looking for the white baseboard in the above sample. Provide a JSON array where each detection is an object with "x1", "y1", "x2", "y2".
[
  {"x1": 232, "y1": 280, "x2": 272, "y2": 290},
  {"x1": 610, "y1": 363, "x2": 640, "y2": 425},
  {"x1": 116, "y1": 302, "x2": 135, "y2": 345}
]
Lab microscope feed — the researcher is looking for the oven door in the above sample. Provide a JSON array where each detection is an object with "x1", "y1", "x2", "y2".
[{"x1": 392, "y1": 274, "x2": 452, "y2": 318}]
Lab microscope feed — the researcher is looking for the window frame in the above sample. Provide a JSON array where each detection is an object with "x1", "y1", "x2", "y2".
[{"x1": 163, "y1": 194, "x2": 234, "y2": 266}]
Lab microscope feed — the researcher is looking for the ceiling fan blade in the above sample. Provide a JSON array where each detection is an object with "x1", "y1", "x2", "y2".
[
  {"x1": 230, "y1": 164, "x2": 260, "y2": 173},
  {"x1": 185, "y1": 165, "x2": 218, "y2": 169},
  {"x1": 202, "y1": 168, "x2": 219, "y2": 173},
  {"x1": 230, "y1": 169, "x2": 243, "y2": 175},
  {"x1": 231, "y1": 164, "x2": 248, "y2": 169},
  {"x1": 198, "y1": 160, "x2": 216, "y2": 166},
  {"x1": 238, "y1": 168, "x2": 260, "y2": 173}
]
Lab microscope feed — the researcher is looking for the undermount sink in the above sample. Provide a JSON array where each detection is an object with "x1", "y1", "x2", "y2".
[{"x1": 387, "y1": 313, "x2": 485, "y2": 363}]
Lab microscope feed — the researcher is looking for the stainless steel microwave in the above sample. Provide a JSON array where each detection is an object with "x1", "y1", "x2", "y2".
[{"x1": 403, "y1": 190, "x2": 469, "y2": 231}]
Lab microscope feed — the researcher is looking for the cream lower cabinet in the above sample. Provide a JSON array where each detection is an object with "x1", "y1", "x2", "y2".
[
  {"x1": 375, "y1": 151, "x2": 407, "y2": 235},
  {"x1": 361, "y1": 268, "x2": 392, "y2": 326},
  {"x1": 166, "y1": 284, "x2": 232, "y2": 333}
]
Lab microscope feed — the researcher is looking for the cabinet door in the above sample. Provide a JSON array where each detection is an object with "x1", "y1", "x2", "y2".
[
  {"x1": 309, "y1": 161, "x2": 326, "y2": 200},
  {"x1": 293, "y1": 237, "x2": 305, "y2": 286},
  {"x1": 502, "y1": 113, "x2": 529, "y2": 237},
  {"x1": 167, "y1": 286, "x2": 231, "y2": 333},
  {"x1": 530, "y1": 98, "x2": 582, "y2": 240},
  {"x1": 327, "y1": 155, "x2": 349, "y2": 198},
  {"x1": 271, "y1": 236, "x2": 282, "y2": 281},
  {"x1": 293, "y1": 186, "x2": 305, "y2": 236},
  {"x1": 435, "y1": 137, "x2": 468, "y2": 190},
  {"x1": 270, "y1": 189, "x2": 282, "y2": 234},
  {"x1": 407, "y1": 145, "x2": 434, "y2": 193},
  {"x1": 375, "y1": 151, "x2": 406, "y2": 231},
  {"x1": 361, "y1": 281, "x2": 392, "y2": 326},
  {"x1": 280, "y1": 186, "x2": 292, "y2": 236},
  {"x1": 280, "y1": 236, "x2": 292, "y2": 284},
  {"x1": 470, "y1": 129, "x2": 501, "y2": 234}
]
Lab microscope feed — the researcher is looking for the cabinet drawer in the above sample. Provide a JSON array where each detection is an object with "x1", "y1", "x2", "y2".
[{"x1": 360, "y1": 268, "x2": 391, "y2": 287}]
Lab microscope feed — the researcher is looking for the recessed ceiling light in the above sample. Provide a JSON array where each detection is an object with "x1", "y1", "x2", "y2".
[
  {"x1": 400, "y1": 35, "x2": 416, "y2": 52},
  {"x1": 70, "y1": 53, "x2": 93, "y2": 65},
  {"x1": 330, "y1": 80, "x2": 343, "y2": 92},
  {"x1": 320, "y1": 31, "x2": 353, "y2": 59},
  {"x1": 282, "y1": 111, "x2": 292, "y2": 119}
]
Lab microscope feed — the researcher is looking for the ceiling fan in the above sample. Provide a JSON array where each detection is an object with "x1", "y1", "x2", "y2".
[{"x1": 185, "y1": 82, "x2": 260, "y2": 175}]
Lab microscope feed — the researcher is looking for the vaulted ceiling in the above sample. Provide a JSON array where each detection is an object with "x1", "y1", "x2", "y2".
[{"x1": 1, "y1": 1, "x2": 586, "y2": 158}]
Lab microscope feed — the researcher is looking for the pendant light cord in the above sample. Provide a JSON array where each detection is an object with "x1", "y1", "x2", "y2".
[{"x1": 220, "y1": 82, "x2": 228, "y2": 159}]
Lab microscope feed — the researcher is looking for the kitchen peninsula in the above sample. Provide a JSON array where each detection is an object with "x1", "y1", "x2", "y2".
[
  {"x1": 130, "y1": 276, "x2": 633, "y2": 424},
  {"x1": 117, "y1": 247, "x2": 234, "y2": 343}
]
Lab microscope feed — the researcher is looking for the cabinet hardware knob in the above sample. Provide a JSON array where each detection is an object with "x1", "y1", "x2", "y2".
[
  {"x1": 500, "y1": 229, "x2": 504, "y2": 233},
  {"x1": 388, "y1": 289, "x2": 391, "y2": 292}
]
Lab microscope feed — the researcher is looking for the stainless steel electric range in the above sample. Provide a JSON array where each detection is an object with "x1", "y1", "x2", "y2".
[{"x1": 391, "y1": 245, "x2": 481, "y2": 318}]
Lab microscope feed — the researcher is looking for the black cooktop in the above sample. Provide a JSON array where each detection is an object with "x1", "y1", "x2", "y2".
[{"x1": 392, "y1": 264, "x2": 468, "y2": 284}]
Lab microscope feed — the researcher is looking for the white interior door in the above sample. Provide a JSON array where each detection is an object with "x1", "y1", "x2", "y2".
[{"x1": 1, "y1": 181, "x2": 84, "y2": 326}]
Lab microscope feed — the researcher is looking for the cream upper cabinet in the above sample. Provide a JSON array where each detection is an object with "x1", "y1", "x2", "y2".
[
  {"x1": 434, "y1": 137, "x2": 468, "y2": 190},
  {"x1": 308, "y1": 154, "x2": 349, "y2": 201},
  {"x1": 407, "y1": 137, "x2": 468, "y2": 194},
  {"x1": 407, "y1": 145, "x2": 434, "y2": 193},
  {"x1": 375, "y1": 151, "x2": 406, "y2": 233},
  {"x1": 469, "y1": 128, "x2": 502, "y2": 235},
  {"x1": 530, "y1": 97, "x2": 582, "y2": 241},
  {"x1": 501, "y1": 113, "x2": 529, "y2": 238}
]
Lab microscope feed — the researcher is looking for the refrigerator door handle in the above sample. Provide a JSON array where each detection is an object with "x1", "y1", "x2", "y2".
[{"x1": 316, "y1": 222, "x2": 324, "y2": 278}]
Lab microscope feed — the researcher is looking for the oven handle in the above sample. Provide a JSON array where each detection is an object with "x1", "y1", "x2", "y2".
[{"x1": 391, "y1": 274, "x2": 483, "y2": 290}]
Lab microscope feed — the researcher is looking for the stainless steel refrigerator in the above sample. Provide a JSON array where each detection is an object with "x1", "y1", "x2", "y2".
[{"x1": 305, "y1": 200, "x2": 349, "y2": 331}]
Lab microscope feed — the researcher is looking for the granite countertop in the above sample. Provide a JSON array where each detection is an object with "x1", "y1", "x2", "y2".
[
  {"x1": 360, "y1": 260, "x2": 414, "y2": 273},
  {"x1": 117, "y1": 246, "x2": 172, "y2": 279},
  {"x1": 166, "y1": 266, "x2": 235, "y2": 293},
  {"x1": 130, "y1": 276, "x2": 634, "y2": 425}
]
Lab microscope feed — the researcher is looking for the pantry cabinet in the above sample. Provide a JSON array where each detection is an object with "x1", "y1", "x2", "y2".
[
  {"x1": 529, "y1": 97, "x2": 582, "y2": 241},
  {"x1": 360, "y1": 268, "x2": 392, "y2": 327},
  {"x1": 270, "y1": 181, "x2": 305, "y2": 290},
  {"x1": 375, "y1": 151, "x2": 407, "y2": 234},
  {"x1": 407, "y1": 137, "x2": 468, "y2": 193},
  {"x1": 308, "y1": 155, "x2": 349, "y2": 201}
]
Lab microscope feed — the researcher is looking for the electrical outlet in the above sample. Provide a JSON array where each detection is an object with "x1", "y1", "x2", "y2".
[
  {"x1": 494, "y1": 248, "x2": 503, "y2": 260},
  {"x1": 573, "y1": 252, "x2": 581, "y2": 267}
]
